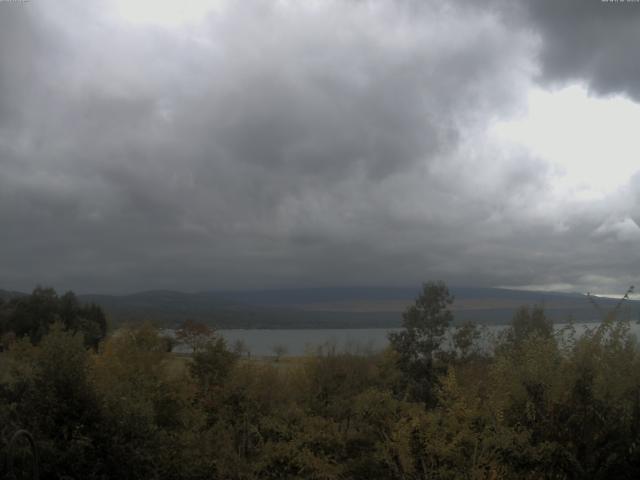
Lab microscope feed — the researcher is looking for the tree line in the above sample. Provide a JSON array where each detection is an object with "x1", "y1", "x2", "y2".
[
  {"x1": 0, "y1": 287, "x2": 107, "y2": 349},
  {"x1": 2, "y1": 282, "x2": 640, "y2": 479}
]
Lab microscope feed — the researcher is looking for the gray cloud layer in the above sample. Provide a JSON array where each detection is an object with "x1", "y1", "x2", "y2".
[
  {"x1": 0, "y1": 0, "x2": 639, "y2": 294},
  {"x1": 523, "y1": 0, "x2": 640, "y2": 100}
]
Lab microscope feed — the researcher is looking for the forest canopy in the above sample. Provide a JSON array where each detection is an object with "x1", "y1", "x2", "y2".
[
  {"x1": 1, "y1": 283, "x2": 640, "y2": 479},
  {"x1": 0, "y1": 287, "x2": 107, "y2": 349}
]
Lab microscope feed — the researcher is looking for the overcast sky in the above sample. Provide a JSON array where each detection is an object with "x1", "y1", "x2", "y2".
[{"x1": 1, "y1": 0, "x2": 640, "y2": 294}]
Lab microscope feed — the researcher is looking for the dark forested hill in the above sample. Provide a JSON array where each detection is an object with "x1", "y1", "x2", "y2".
[
  {"x1": 81, "y1": 286, "x2": 638, "y2": 328},
  {"x1": 0, "y1": 289, "x2": 27, "y2": 301},
  {"x1": 3, "y1": 286, "x2": 636, "y2": 329}
]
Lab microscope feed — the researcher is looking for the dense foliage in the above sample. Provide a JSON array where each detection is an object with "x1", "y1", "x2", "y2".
[
  {"x1": 2, "y1": 283, "x2": 640, "y2": 479},
  {"x1": 0, "y1": 287, "x2": 107, "y2": 348}
]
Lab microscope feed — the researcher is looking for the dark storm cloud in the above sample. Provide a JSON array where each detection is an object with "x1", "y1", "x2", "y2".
[
  {"x1": 0, "y1": 0, "x2": 637, "y2": 294},
  {"x1": 516, "y1": 0, "x2": 640, "y2": 100}
]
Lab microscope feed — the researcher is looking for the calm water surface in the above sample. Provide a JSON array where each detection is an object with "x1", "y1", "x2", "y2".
[
  {"x1": 166, "y1": 322, "x2": 640, "y2": 357},
  {"x1": 212, "y1": 321, "x2": 640, "y2": 357},
  {"x1": 217, "y1": 328, "x2": 401, "y2": 356}
]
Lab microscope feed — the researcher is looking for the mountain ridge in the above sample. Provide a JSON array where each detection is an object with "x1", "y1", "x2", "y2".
[{"x1": 3, "y1": 286, "x2": 637, "y2": 329}]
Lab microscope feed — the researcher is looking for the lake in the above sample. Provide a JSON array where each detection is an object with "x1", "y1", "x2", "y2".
[
  {"x1": 164, "y1": 321, "x2": 640, "y2": 357},
  {"x1": 209, "y1": 321, "x2": 640, "y2": 357},
  {"x1": 217, "y1": 328, "x2": 402, "y2": 356}
]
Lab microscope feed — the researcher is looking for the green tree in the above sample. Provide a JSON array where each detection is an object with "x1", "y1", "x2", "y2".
[
  {"x1": 452, "y1": 320, "x2": 482, "y2": 360},
  {"x1": 12, "y1": 323, "x2": 103, "y2": 479},
  {"x1": 59, "y1": 291, "x2": 107, "y2": 348},
  {"x1": 506, "y1": 305, "x2": 553, "y2": 347},
  {"x1": 0, "y1": 287, "x2": 107, "y2": 348},
  {"x1": 388, "y1": 281, "x2": 454, "y2": 405},
  {"x1": 6, "y1": 287, "x2": 59, "y2": 343},
  {"x1": 92, "y1": 323, "x2": 198, "y2": 479},
  {"x1": 190, "y1": 337, "x2": 239, "y2": 396}
]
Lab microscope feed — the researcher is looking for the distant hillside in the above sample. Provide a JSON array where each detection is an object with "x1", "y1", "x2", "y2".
[
  {"x1": 3, "y1": 286, "x2": 636, "y2": 329},
  {"x1": 0, "y1": 289, "x2": 27, "y2": 301},
  {"x1": 81, "y1": 286, "x2": 639, "y2": 329}
]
